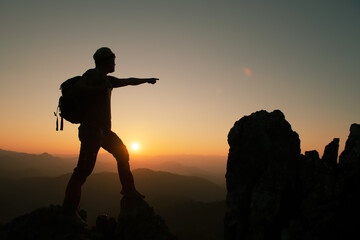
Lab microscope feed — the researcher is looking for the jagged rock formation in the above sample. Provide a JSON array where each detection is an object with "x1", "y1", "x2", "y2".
[
  {"x1": 0, "y1": 197, "x2": 176, "y2": 240},
  {"x1": 336, "y1": 123, "x2": 360, "y2": 239},
  {"x1": 225, "y1": 110, "x2": 360, "y2": 240}
]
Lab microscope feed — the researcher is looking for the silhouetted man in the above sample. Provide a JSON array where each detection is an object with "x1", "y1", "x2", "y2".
[{"x1": 63, "y1": 47, "x2": 158, "y2": 226}]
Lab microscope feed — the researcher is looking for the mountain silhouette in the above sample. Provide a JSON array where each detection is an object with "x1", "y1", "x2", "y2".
[
  {"x1": 0, "y1": 149, "x2": 72, "y2": 178},
  {"x1": 0, "y1": 149, "x2": 225, "y2": 185},
  {"x1": 0, "y1": 168, "x2": 225, "y2": 240}
]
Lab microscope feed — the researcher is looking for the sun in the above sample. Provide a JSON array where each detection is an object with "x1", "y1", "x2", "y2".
[{"x1": 131, "y1": 142, "x2": 140, "y2": 151}]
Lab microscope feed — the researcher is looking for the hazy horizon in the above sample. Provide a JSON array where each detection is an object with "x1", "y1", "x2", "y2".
[{"x1": 0, "y1": 148, "x2": 227, "y2": 185}]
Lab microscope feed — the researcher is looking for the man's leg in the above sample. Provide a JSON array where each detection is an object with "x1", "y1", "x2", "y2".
[
  {"x1": 102, "y1": 131, "x2": 143, "y2": 197},
  {"x1": 63, "y1": 127, "x2": 101, "y2": 215}
]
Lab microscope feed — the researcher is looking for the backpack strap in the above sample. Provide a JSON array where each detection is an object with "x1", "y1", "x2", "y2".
[
  {"x1": 60, "y1": 115, "x2": 64, "y2": 131},
  {"x1": 54, "y1": 111, "x2": 59, "y2": 131},
  {"x1": 54, "y1": 105, "x2": 64, "y2": 131}
]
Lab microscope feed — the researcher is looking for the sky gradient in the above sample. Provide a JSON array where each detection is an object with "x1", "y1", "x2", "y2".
[{"x1": 0, "y1": 0, "x2": 359, "y2": 157}]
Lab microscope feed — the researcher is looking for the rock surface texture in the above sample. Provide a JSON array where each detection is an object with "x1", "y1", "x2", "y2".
[{"x1": 225, "y1": 110, "x2": 360, "y2": 240}]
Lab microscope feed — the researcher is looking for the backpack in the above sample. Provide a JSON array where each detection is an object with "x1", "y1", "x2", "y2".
[{"x1": 54, "y1": 76, "x2": 83, "y2": 131}]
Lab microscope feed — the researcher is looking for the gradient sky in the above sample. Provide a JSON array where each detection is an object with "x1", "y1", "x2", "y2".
[{"x1": 0, "y1": 0, "x2": 359, "y2": 157}]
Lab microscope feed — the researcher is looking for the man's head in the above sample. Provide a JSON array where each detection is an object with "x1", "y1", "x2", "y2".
[{"x1": 93, "y1": 47, "x2": 116, "y2": 73}]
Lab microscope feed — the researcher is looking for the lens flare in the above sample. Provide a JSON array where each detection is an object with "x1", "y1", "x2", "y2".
[{"x1": 244, "y1": 67, "x2": 252, "y2": 77}]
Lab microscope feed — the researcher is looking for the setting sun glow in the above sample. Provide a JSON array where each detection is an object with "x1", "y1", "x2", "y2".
[{"x1": 131, "y1": 143, "x2": 140, "y2": 151}]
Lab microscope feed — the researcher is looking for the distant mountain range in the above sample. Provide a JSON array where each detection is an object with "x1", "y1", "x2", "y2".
[
  {"x1": 0, "y1": 149, "x2": 226, "y2": 240},
  {"x1": 0, "y1": 149, "x2": 72, "y2": 178},
  {"x1": 135, "y1": 159, "x2": 226, "y2": 186},
  {"x1": 0, "y1": 148, "x2": 226, "y2": 185}
]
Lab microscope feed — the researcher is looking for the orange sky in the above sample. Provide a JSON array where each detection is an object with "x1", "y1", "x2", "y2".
[{"x1": 0, "y1": 1, "x2": 359, "y2": 157}]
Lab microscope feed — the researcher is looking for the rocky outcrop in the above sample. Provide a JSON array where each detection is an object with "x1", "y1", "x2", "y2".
[
  {"x1": 322, "y1": 138, "x2": 339, "y2": 166},
  {"x1": 118, "y1": 196, "x2": 176, "y2": 240},
  {"x1": 0, "y1": 197, "x2": 176, "y2": 240},
  {"x1": 336, "y1": 124, "x2": 360, "y2": 239},
  {"x1": 0, "y1": 205, "x2": 90, "y2": 240},
  {"x1": 225, "y1": 110, "x2": 360, "y2": 240}
]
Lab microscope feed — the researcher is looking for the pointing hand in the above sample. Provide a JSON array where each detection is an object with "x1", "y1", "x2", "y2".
[{"x1": 147, "y1": 78, "x2": 158, "y2": 84}]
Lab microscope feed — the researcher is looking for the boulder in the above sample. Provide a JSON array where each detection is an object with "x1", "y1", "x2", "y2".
[{"x1": 225, "y1": 110, "x2": 300, "y2": 240}]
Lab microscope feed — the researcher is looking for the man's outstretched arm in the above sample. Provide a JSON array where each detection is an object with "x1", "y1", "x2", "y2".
[{"x1": 107, "y1": 76, "x2": 158, "y2": 88}]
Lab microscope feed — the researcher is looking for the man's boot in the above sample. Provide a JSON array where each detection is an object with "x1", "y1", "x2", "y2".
[
  {"x1": 118, "y1": 161, "x2": 145, "y2": 199},
  {"x1": 62, "y1": 200, "x2": 88, "y2": 228}
]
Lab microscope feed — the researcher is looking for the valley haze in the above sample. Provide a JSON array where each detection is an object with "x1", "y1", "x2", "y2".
[{"x1": 0, "y1": 149, "x2": 226, "y2": 185}]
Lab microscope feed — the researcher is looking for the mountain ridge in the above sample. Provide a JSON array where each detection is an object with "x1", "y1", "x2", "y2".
[
  {"x1": 0, "y1": 168, "x2": 225, "y2": 240},
  {"x1": 0, "y1": 148, "x2": 226, "y2": 185}
]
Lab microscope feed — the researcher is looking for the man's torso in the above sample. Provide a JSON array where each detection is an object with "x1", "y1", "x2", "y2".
[{"x1": 80, "y1": 68, "x2": 112, "y2": 129}]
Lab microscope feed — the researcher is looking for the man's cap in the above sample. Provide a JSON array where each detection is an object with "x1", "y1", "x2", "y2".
[{"x1": 93, "y1": 47, "x2": 115, "y2": 61}]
